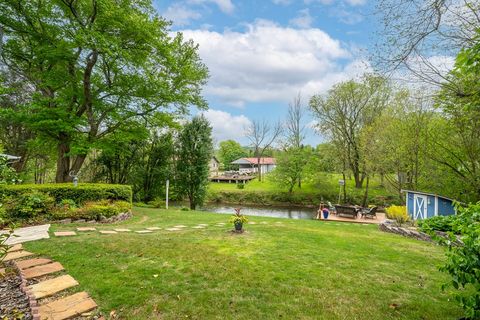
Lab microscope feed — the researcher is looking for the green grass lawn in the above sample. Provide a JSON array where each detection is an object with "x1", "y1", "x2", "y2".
[{"x1": 24, "y1": 207, "x2": 461, "y2": 319}]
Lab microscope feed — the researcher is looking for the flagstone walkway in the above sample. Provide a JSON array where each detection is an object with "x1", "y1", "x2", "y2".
[
  {"x1": 4, "y1": 244, "x2": 100, "y2": 320},
  {"x1": 3, "y1": 224, "x2": 51, "y2": 245}
]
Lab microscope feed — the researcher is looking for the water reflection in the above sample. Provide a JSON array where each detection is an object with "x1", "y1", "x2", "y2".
[{"x1": 197, "y1": 204, "x2": 316, "y2": 220}]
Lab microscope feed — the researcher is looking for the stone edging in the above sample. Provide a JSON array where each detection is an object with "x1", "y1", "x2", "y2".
[
  {"x1": 379, "y1": 223, "x2": 464, "y2": 246},
  {"x1": 379, "y1": 223, "x2": 433, "y2": 242},
  {"x1": 13, "y1": 261, "x2": 40, "y2": 320}
]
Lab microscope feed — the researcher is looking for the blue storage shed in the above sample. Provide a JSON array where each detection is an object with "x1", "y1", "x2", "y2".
[{"x1": 401, "y1": 190, "x2": 457, "y2": 220}]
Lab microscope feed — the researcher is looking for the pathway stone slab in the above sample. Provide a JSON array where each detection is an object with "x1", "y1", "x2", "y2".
[
  {"x1": 24, "y1": 262, "x2": 64, "y2": 279},
  {"x1": 38, "y1": 291, "x2": 97, "y2": 320},
  {"x1": 28, "y1": 274, "x2": 79, "y2": 299},
  {"x1": 113, "y1": 228, "x2": 131, "y2": 232},
  {"x1": 174, "y1": 225, "x2": 187, "y2": 228},
  {"x1": 165, "y1": 228, "x2": 181, "y2": 231},
  {"x1": 192, "y1": 226, "x2": 205, "y2": 229},
  {"x1": 4, "y1": 250, "x2": 34, "y2": 262},
  {"x1": 3, "y1": 224, "x2": 50, "y2": 245},
  {"x1": 54, "y1": 231, "x2": 77, "y2": 237},
  {"x1": 146, "y1": 227, "x2": 161, "y2": 231},
  {"x1": 99, "y1": 230, "x2": 117, "y2": 234},
  {"x1": 135, "y1": 230, "x2": 153, "y2": 234},
  {"x1": 198, "y1": 224, "x2": 208, "y2": 226},
  {"x1": 7, "y1": 244, "x2": 23, "y2": 252},
  {"x1": 77, "y1": 227, "x2": 96, "y2": 231},
  {"x1": 248, "y1": 222, "x2": 257, "y2": 225},
  {"x1": 16, "y1": 258, "x2": 52, "y2": 270}
]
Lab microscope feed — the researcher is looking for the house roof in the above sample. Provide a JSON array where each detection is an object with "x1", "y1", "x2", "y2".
[
  {"x1": 401, "y1": 189, "x2": 456, "y2": 202},
  {"x1": 211, "y1": 156, "x2": 219, "y2": 163},
  {"x1": 231, "y1": 157, "x2": 276, "y2": 165}
]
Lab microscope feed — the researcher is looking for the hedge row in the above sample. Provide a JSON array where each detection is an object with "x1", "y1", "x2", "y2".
[{"x1": 0, "y1": 183, "x2": 132, "y2": 204}]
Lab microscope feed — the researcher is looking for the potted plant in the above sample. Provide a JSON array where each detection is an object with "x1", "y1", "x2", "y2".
[{"x1": 230, "y1": 208, "x2": 248, "y2": 232}]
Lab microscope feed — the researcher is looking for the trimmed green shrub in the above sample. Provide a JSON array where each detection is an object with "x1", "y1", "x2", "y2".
[
  {"x1": 3, "y1": 190, "x2": 55, "y2": 219},
  {"x1": 0, "y1": 183, "x2": 132, "y2": 204}
]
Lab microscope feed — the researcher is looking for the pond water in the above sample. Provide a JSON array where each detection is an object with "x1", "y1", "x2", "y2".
[{"x1": 196, "y1": 203, "x2": 317, "y2": 220}]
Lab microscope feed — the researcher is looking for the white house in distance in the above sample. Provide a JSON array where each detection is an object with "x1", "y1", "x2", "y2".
[
  {"x1": 209, "y1": 156, "x2": 220, "y2": 176},
  {"x1": 231, "y1": 157, "x2": 276, "y2": 175}
]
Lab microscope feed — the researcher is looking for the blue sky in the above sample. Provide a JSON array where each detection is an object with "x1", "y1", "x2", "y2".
[{"x1": 153, "y1": 0, "x2": 377, "y2": 146}]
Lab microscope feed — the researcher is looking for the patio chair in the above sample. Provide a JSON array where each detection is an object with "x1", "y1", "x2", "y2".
[{"x1": 361, "y1": 206, "x2": 378, "y2": 219}]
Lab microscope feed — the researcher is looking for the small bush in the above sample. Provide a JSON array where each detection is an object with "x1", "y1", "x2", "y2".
[
  {"x1": 65, "y1": 200, "x2": 132, "y2": 220},
  {"x1": 236, "y1": 183, "x2": 245, "y2": 189},
  {"x1": 3, "y1": 191, "x2": 55, "y2": 220},
  {"x1": 148, "y1": 198, "x2": 165, "y2": 208},
  {"x1": 385, "y1": 205, "x2": 409, "y2": 225},
  {"x1": 418, "y1": 215, "x2": 459, "y2": 234}
]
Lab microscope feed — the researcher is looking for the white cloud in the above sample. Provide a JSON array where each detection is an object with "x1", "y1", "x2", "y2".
[
  {"x1": 289, "y1": 9, "x2": 314, "y2": 28},
  {"x1": 163, "y1": 4, "x2": 201, "y2": 26},
  {"x1": 304, "y1": 0, "x2": 366, "y2": 5},
  {"x1": 329, "y1": 8, "x2": 364, "y2": 24},
  {"x1": 345, "y1": 0, "x2": 366, "y2": 6},
  {"x1": 182, "y1": 20, "x2": 370, "y2": 106},
  {"x1": 201, "y1": 109, "x2": 252, "y2": 142},
  {"x1": 272, "y1": 0, "x2": 293, "y2": 5},
  {"x1": 189, "y1": 0, "x2": 235, "y2": 14}
]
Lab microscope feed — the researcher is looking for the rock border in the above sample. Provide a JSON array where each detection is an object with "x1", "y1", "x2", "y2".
[
  {"x1": 12, "y1": 261, "x2": 40, "y2": 320},
  {"x1": 379, "y1": 223, "x2": 433, "y2": 242}
]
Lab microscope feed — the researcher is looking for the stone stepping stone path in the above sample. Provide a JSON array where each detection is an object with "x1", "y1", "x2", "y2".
[
  {"x1": 135, "y1": 230, "x2": 153, "y2": 234},
  {"x1": 3, "y1": 224, "x2": 50, "y2": 245},
  {"x1": 165, "y1": 228, "x2": 181, "y2": 231},
  {"x1": 24, "y1": 262, "x2": 64, "y2": 279},
  {"x1": 7, "y1": 247, "x2": 100, "y2": 319},
  {"x1": 77, "y1": 227, "x2": 96, "y2": 232},
  {"x1": 4, "y1": 250, "x2": 34, "y2": 262},
  {"x1": 192, "y1": 226, "x2": 205, "y2": 229},
  {"x1": 146, "y1": 227, "x2": 161, "y2": 231},
  {"x1": 198, "y1": 224, "x2": 208, "y2": 226},
  {"x1": 248, "y1": 221, "x2": 257, "y2": 225},
  {"x1": 173, "y1": 225, "x2": 187, "y2": 228},
  {"x1": 38, "y1": 291, "x2": 97, "y2": 320},
  {"x1": 54, "y1": 231, "x2": 77, "y2": 237},
  {"x1": 17, "y1": 258, "x2": 52, "y2": 270},
  {"x1": 114, "y1": 228, "x2": 131, "y2": 232},
  {"x1": 28, "y1": 274, "x2": 79, "y2": 299},
  {"x1": 8, "y1": 243, "x2": 23, "y2": 252},
  {"x1": 99, "y1": 230, "x2": 117, "y2": 234}
]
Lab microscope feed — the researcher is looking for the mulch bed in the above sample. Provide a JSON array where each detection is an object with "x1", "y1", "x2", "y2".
[{"x1": 0, "y1": 263, "x2": 33, "y2": 320}]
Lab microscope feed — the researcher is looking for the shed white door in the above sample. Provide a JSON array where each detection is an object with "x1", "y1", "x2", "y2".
[{"x1": 413, "y1": 195, "x2": 427, "y2": 220}]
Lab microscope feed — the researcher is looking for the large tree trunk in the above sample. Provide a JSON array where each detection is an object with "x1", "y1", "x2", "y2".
[
  {"x1": 56, "y1": 141, "x2": 71, "y2": 183},
  {"x1": 55, "y1": 139, "x2": 87, "y2": 183}
]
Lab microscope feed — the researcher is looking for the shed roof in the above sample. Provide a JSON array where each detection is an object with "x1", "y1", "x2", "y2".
[
  {"x1": 231, "y1": 157, "x2": 276, "y2": 165},
  {"x1": 401, "y1": 189, "x2": 456, "y2": 202}
]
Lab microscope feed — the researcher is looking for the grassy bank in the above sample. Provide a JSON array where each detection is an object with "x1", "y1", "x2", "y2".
[
  {"x1": 24, "y1": 207, "x2": 461, "y2": 319},
  {"x1": 207, "y1": 173, "x2": 400, "y2": 207}
]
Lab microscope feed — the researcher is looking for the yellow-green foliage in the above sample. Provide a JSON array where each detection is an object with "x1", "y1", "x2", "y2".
[{"x1": 386, "y1": 205, "x2": 409, "y2": 224}]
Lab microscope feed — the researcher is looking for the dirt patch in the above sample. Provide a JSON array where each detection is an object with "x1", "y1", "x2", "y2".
[{"x1": 0, "y1": 263, "x2": 32, "y2": 320}]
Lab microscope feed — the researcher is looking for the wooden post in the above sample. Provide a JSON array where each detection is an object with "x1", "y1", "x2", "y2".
[{"x1": 166, "y1": 179, "x2": 169, "y2": 210}]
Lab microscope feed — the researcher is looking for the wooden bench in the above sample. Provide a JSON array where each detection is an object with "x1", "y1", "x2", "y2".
[{"x1": 335, "y1": 205, "x2": 359, "y2": 219}]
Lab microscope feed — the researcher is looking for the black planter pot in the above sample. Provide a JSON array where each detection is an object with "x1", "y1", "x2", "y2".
[{"x1": 234, "y1": 221, "x2": 243, "y2": 231}]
